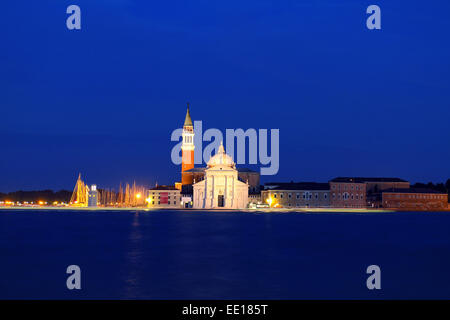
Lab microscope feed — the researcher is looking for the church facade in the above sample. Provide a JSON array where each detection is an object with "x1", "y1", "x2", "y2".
[
  {"x1": 192, "y1": 143, "x2": 248, "y2": 209},
  {"x1": 178, "y1": 105, "x2": 249, "y2": 209}
]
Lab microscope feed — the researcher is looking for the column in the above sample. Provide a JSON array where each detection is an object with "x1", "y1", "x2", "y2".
[
  {"x1": 224, "y1": 175, "x2": 228, "y2": 207},
  {"x1": 203, "y1": 175, "x2": 207, "y2": 208},
  {"x1": 231, "y1": 176, "x2": 235, "y2": 208},
  {"x1": 211, "y1": 175, "x2": 215, "y2": 208}
]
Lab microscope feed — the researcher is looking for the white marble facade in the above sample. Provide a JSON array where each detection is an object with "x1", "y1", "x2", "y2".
[{"x1": 193, "y1": 143, "x2": 248, "y2": 209}]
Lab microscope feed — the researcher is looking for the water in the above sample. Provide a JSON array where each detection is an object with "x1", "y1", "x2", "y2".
[{"x1": 1, "y1": 209, "x2": 450, "y2": 299}]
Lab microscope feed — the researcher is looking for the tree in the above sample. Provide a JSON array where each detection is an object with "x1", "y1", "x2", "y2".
[{"x1": 436, "y1": 183, "x2": 447, "y2": 193}]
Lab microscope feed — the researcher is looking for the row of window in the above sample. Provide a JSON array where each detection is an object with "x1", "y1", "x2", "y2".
[
  {"x1": 150, "y1": 192, "x2": 181, "y2": 201},
  {"x1": 149, "y1": 201, "x2": 178, "y2": 205},
  {"x1": 332, "y1": 184, "x2": 364, "y2": 191},
  {"x1": 151, "y1": 195, "x2": 180, "y2": 200},
  {"x1": 332, "y1": 193, "x2": 364, "y2": 200},
  {"x1": 285, "y1": 204, "x2": 327, "y2": 208},
  {"x1": 150, "y1": 192, "x2": 179, "y2": 196},
  {"x1": 387, "y1": 194, "x2": 447, "y2": 200},
  {"x1": 384, "y1": 201, "x2": 446, "y2": 207},
  {"x1": 271, "y1": 192, "x2": 328, "y2": 200},
  {"x1": 184, "y1": 135, "x2": 193, "y2": 144}
]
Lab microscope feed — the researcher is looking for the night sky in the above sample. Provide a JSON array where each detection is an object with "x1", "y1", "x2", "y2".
[{"x1": 1, "y1": 0, "x2": 449, "y2": 192}]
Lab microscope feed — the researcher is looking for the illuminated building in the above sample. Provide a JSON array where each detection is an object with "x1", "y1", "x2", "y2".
[
  {"x1": 183, "y1": 167, "x2": 260, "y2": 195},
  {"x1": 147, "y1": 185, "x2": 181, "y2": 208},
  {"x1": 193, "y1": 142, "x2": 248, "y2": 209},
  {"x1": 330, "y1": 177, "x2": 410, "y2": 208},
  {"x1": 181, "y1": 103, "x2": 195, "y2": 186},
  {"x1": 261, "y1": 182, "x2": 330, "y2": 208},
  {"x1": 88, "y1": 185, "x2": 98, "y2": 207},
  {"x1": 176, "y1": 105, "x2": 259, "y2": 208},
  {"x1": 375, "y1": 188, "x2": 448, "y2": 210}
]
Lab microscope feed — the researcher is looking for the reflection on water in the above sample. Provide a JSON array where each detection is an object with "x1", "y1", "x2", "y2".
[
  {"x1": 124, "y1": 212, "x2": 143, "y2": 298},
  {"x1": 1, "y1": 209, "x2": 450, "y2": 299}
]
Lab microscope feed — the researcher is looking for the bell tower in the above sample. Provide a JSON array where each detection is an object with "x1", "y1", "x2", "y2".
[{"x1": 181, "y1": 103, "x2": 195, "y2": 185}]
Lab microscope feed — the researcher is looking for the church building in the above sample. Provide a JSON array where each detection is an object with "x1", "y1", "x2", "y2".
[
  {"x1": 179, "y1": 104, "x2": 250, "y2": 209},
  {"x1": 192, "y1": 142, "x2": 248, "y2": 209}
]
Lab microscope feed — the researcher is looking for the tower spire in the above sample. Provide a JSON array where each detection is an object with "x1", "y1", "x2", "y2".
[{"x1": 184, "y1": 102, "x2": 193, "y2": 127}]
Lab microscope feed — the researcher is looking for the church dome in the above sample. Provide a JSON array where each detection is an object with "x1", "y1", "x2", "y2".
[{"x1": 207, "y1": 142, "x2": 235, "y2": 168}]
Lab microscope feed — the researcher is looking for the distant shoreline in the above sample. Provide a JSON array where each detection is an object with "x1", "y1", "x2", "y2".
[{"x1": 0, "y1": 206, "x2": 449, "y2": 213}]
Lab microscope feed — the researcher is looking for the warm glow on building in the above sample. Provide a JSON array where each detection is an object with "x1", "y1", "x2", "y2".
[{"x1": 266, "y1": 196, "x2": 275, "y2": 208}]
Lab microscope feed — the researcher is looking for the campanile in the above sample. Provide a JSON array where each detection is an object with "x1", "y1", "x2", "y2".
[{"x1": 181, "y1": 103, "x2": 195, "y2": 185}]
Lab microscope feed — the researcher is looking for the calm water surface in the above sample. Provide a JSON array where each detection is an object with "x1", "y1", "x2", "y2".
[{"x1": 1, "y1": 209, "x2": 450, "y2": 299}]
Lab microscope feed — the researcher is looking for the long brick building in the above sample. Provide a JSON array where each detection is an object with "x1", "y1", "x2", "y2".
[
  {"x1": 329, "y1": 177, "x2": 410, "y2": 208},
  {"x1": 380, "y1": 188, "x2": 448, "y2": 210}
]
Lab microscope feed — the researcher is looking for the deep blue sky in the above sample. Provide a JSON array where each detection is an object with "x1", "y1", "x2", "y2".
[{"x1": 1, "y1": 0, "x2": 449, "y2": 192}]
